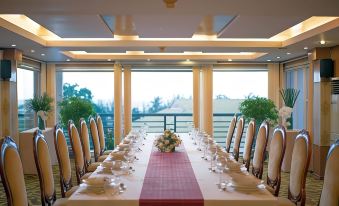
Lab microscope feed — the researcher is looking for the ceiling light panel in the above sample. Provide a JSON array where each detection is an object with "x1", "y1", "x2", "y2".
[
  {"x1": 134, "y1": 15, "x2": 203, "y2": 38},
  {"x1": 28, "y1": 14, "x2": 113, "y2": 38},
  {"x1": 219, "y1": 15, "x2": 307, "y2": 38}
]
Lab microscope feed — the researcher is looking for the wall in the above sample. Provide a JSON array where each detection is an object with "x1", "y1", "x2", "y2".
[{"x1": 331, "y1": 45, "x2": 339, "y2": 77}]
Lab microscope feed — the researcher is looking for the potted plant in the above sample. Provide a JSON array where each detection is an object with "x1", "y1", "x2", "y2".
[
  {"x1": 279, "y1": 88, "x2": 300, "y2": 129},
  {"x1": 58, "y1": 96, "x2": 95, "y2": 129},
  {"x1": 25, "y1": 93, "x2": 53, "y2": 130},
  {"x1": 239, "y1": 95, "x2": 278, "y2": 131}
]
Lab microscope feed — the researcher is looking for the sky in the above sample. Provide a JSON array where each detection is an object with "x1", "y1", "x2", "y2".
[{"x1": 18, "y1": 70, "x2": 268, "y2": 109}]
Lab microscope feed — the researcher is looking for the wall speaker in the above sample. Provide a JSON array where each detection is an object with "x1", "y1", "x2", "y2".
[
  {"x1": 0, "y1": 60, "x2": 12, "y2": 79},
  {"x1": 320, "y1": 59, "x2": 334, "y2": 78}
]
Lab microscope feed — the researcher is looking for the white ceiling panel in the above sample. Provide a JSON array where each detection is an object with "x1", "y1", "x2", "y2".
[
  {"x1": 28, "y1": 14, "x2": 113, "y2": 38},
  {"x1": 134, "y1": 15, "x2": 203, "y2": 38},
  {"x1": 219, "y1": 15, "x2": 308, "y2": 38}
]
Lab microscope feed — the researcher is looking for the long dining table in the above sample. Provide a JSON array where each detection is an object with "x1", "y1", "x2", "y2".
[{"x1": 67, "y1": 133, "x2": 277, "y2": 206}]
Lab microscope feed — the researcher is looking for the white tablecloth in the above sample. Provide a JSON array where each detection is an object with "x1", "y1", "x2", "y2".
[{"x1": 67, "y1": 133, "x2": 277, "y2": 206}]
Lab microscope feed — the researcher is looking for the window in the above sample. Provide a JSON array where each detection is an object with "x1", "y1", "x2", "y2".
[
  {"x1": 56, "y1": 67, "x2": 114, "y2": 149},
  {"x1": 213, "y1": 67, "x2": 268, "y2": 145},
  {"x1": 131, "y1": 69, "x2": 193, "y2": 132},
  {"x1": 284, "y1": 62, "x2": 309, "y2": 129},
  {"x1": 17, "y1": 64, "x2": 40, "y2": 131}
]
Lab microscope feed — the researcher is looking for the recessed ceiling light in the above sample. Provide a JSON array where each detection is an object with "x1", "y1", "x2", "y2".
[
  {"x1": 11, "y1": 44, "x2": 16, "y2": 47},
  {"x1": 41, "y1": 53, "x2": 45, "y2": 56},
  {"x1": 304, "y1": 46, "x2": 308, "y2": 50},
  {"x1": 286, "y1": 52, "x2": 291, "y2": 55},
  {"x1": 66, "y1": 59, "x2": 70, "y2": 62},
  {"x1": 228, "y1": 59, "x2": 232, "y2": 62},
  {"x1": 276, "y1": 56, "x2": 281, "y2": 59},
  {"x1": 147, "y1": 59, "x2": 151, "y2": 62},
  {"x1": 30, "y1": 49, "x2": 35, "y2": 53},
  {"x1": 267, "y1": 60, "x2": 271, "y2": 62},
  {"x1": 320, "y1": 40, "x2": 326, "y2": 45},
  {"x1": 107, "y1": 59, "x2": 112, "y2": 61}
]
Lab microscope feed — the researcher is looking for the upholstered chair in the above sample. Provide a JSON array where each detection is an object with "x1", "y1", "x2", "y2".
[
  {"x1": 0, "y1": 136, "x2": 29, "y2": 206},
  {"x1": 252, "y1": 121, "x2": 269, "y2": 179},
  {"x1": 33, "y1": 130, "x2": 68, "y2": 206},
  {"x1": 277, "y1": 130, "x2": 312, "y2": 206},
  {"x1": 266, "y1": 126, "x2": 286, "y2": 196},
  {"x1": 318, "y1": 139, "x2": 339, "y2": 206},
  {"x1": 242, "y1": 120, "x2": 255, "y2": 171},
  {"x1": 54, "y1": 125, "x2": 79, "y2": 198},
  {"x1": 232, "y1": 117, "x2": 245, "y2": 161},
  {"x1": 96, "y1": 114, "x2": 113, "y2": 155},
  {"x1": 89, "y1": 116, "x2": 108, "y2": 162},
  {"x1": 225, "y1": 115, "x2": 237, "y2": 153},
  {"x1": 79, "y1": 119, "x2": 101, "y2": 172},
  {"x1": 68, "y1": 120, "x2": 92, "y2": 184}
]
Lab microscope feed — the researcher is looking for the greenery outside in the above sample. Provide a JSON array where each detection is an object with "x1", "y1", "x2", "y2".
[{"x1": 239, "y1": 95, "x2": 278, "y2": 130}]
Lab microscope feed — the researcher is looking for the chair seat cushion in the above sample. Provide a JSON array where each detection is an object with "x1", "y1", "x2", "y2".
[
  {"x1": 103, "y1": 150, "x2": 113, "y2": 155},
  {"x1": 277, "y1": 197, "x2": 295, "y2": 206},
  {"x1": 65, "y1": 185, "x2": 79, "y2": 197},
  {"x1": 98, "y1": 155, "x2": 109, "y2": 162},
  {"x1": 53, "y1": 198, "x2": 68, "y2": 206},
  {"x1": 87, "y1": 162, "x2": 101, "y2": 172}
]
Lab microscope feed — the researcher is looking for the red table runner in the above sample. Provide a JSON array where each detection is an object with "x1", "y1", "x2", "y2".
[{"x1": 139, "y1": 144, "x2": 204, "y2": 206}]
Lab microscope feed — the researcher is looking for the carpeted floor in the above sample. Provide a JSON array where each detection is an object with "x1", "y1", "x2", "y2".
[{"x1": 0, "y1": 159, "x2": 323, "y2": 206}]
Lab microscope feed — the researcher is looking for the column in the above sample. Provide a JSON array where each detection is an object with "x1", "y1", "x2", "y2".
[
  {"x1": 46, "y1": 63, "x2": 57, "y2": 127},
  {"x1": 267, "y1": 63, "x2": 281, "y2": 107},
  {"x1": 124, "y1": 65, "x2": 132, "y2": 134},
  {"x1": 310, "y1": 47, "x2": 331, "y2": 179},
  {"x1": 201, "y1": 65, "x2": 213, "y2": 135},
  {"x1": 1, "y1": 49, "x2": 21, "y2": 144},
  {"x1": 114, "y1": 63, "x2": 123, "y2": 145},
  {"x1": 192, "y1": 66, "x2": 200, "y2": 128}
]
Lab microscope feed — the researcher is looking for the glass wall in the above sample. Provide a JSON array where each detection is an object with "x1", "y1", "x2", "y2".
[
  {"x1": 213, "y1": 67, "x2": 268, "y2": 146},
  {"x1": 17, "y1": 65, "x2": 40, "y2": 131},
  {"x1": 56, "y1": 67, "x2": 114, "y2": 149},
  {"x1": 284, "y1": 61, "x2": 309, "y2": 129},
  {"x1": 131, "y1": 68, "x2": 193, "y2": 132}
]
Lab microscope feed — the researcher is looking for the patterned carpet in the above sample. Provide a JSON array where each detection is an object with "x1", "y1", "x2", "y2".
[{"x1": 0, "y1": 159, "x2": 323, "y2": 206}]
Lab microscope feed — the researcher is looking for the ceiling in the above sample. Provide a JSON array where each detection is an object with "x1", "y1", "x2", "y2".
[{"x1": 0, "y1": 0, "x2": 339, "y2": 63}]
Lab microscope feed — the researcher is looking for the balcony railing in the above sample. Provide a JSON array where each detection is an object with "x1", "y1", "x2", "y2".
[{"x1": 19, "y1": 112, "x2": 246, "y2": 152}]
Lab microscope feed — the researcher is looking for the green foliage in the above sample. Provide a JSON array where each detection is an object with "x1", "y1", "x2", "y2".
[
  {"x1": 239, "y1": 95, "x2": 278, "y2": 128},
  {"x1": 25, "y1": 93, "x2": 53, "y2": 113},
  {"x1": 63, "y1": 83, "x2": 93, "y2": 100},
  {"x1": 148, "y1": 96, "x2": 165, "y2": 113},
  {"x1": 280, "y1": 88, "x2": 300, "y2": 108},
  {"x1": 105, "y1": 129, "x2": 115, "y2": 150},
  {"x1": 58, "y1": 97, "x2": 95, "y2": 128}
]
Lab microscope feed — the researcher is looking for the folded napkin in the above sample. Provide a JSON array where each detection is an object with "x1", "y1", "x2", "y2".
[
  {"x1": 109, "y1": 151, "x2": 126, "y2": 161},
  {"x1": 117, "y1": 143, "x2": 130, "y2": 151},
  {"x1": 231, "y1": 173, "x2": 259, "y2": 187},
  {"x1": 83, "y1": 176, "x2": 111, "y2": 187},
  {"x1": 123, "y1": 139, "x2": 131, "y2": 144}
]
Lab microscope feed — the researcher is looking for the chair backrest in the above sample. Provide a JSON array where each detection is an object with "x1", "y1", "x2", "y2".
[
  {"x1": 79, "y1": 118, "x2": 93, "y2": 171},
  {"x1": 242, "y1": 120, "x2": 255, "y2": 171},
  {"x1": 33, "y1": 130, "x2": 56, "y2": 206},
  {"x1": 288, "y1": 130, "x2": 311, "y2": 206},
  {"x1": 225, "y1": 115, "x2": 237, "y2": 153},
  {"x1": 319, "y1": 139, "x2": 339, "y2": 206},
  {"x1": 54, "y1": 124, "x2": 73, "y2": 198},
  {"x1": 68, "y1": 120, "x2": 86, "y2": 184},
  {"x1": 89, "y1": 116, "x2": 102, "y2": 161},
  {"x1": 232, "y1": 117, "x2": 245, "y2": 161},
  {"x1": 252, "y1": 120, "x2": 269, "y2": 179},
  {"x1": 267, "y1": 126, "x2": 286, "y2": 196},
  {"x1": 0, "y1": 137, "x2": 28, "y2": 206},
  {"x1": 95, "y1": 114, "x2": 106, "y2": 154}
]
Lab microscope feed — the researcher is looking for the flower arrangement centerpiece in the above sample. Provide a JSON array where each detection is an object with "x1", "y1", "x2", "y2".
[{"x1": 154, "y1": 130, "x2": 182, "y2": 152}]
